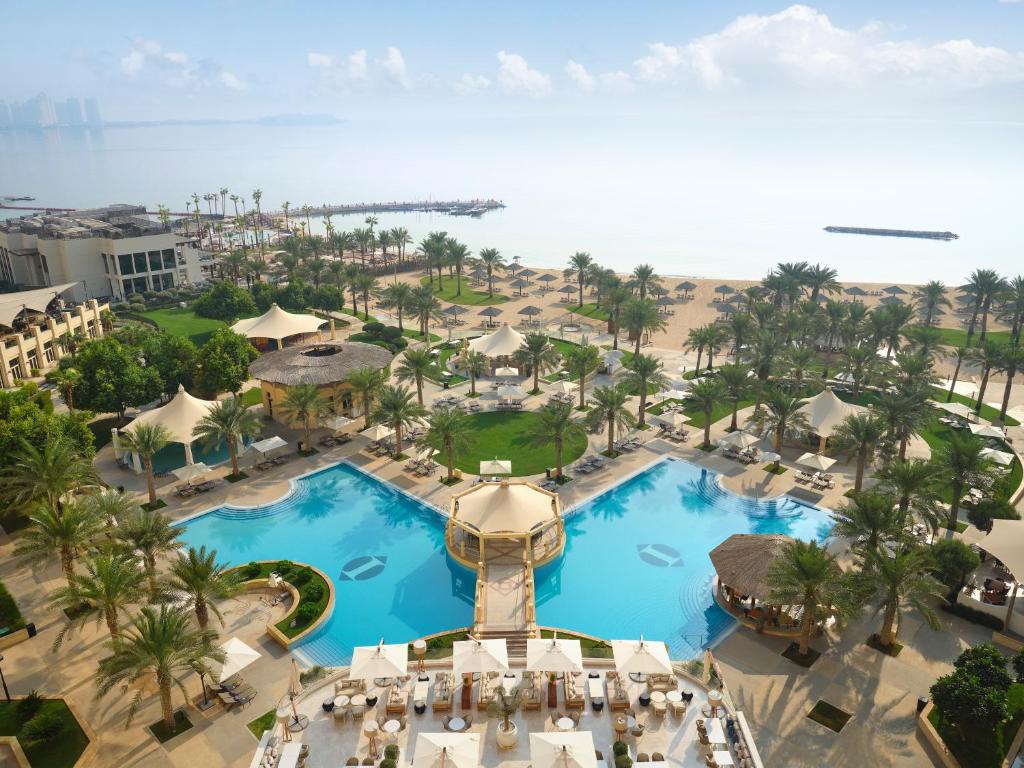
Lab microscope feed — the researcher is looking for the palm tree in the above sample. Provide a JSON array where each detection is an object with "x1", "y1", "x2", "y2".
[
  {"x1": 563, "y1": 344, "x2": 602, "y2": 410},
  {"x1": 630, "y1": 264, "x2": 660, "y2": 300},
  {"x1": 830, "y1": 491, "x2": 904, "y2": 553},
  {"x1": 477, "y1": 248, "x2": 505, "y2": 298},
  {"x1": 83, "y1": 488, "x2": 142, "y2": 527},
  {"x1": 717, "y1": 364, "x2": 753, "y2": 432},
  {"x1": 395, "y1": 348, "x2": 434, "y2": 406},
  {"x1": 419, "y1": 407, "x2": 476, "y2": 482},
  {"x1": 748, "y1": 388, "x2": 809, "y2": 456},
  {"x1": 804, "y1": 264, "x2": 840, "y2": 302},
  {"x1": 831, "y1": 412, "x2": 886, "y2": 492},
  {"x1": 621, "y1": 298, "x2": 666, "y2": 357},
  {"x1": 514, "y1": 333, "x2": 560, "y2": 394},
  {"x1": 344, "y1": 366, "x2": 389, "y2": 427},
  {"x1": 527, "y1": 402, "x2": 586, "y2": 478},
  {"x1": 118, "y1": 423, "x2": 171, "y2": 507},
  {"x1": 784, "y1": 347, "x2": 817, "y2": 391},
  {"x1": 47, "y1": 367, "x2": 81, "y2": 411},
  {"x1": 566, "y1": 252, "x2": 593, "y2": 307},
  {"x1": 117, "y1": 508, "x2": 183, "y2": 600},
  {"x1": 277, "y1": 383, "x2": 327, "y2": 452},
  {"x1": 842, "y1": 344, "x2": 876, "y2": 400},
  {"x1": 167, "y1": 546, "x2": 240, "y2": 631},
  {"x1": 859, "y1": 546, "x2": 943, "y2": 649},
  {"x1": 370, "y1": 385, "x2": 427, "y2": 457},
  {"x1": 968, "y1": 340, "x2": 1002, "y2": 414},
  {"x1": 354, "y1": 272, "x2": 379, "y2": 318},
  {"x1": 936, "y1": 433, "x2": 990, "y2": 534},
  {"x1": 915, "y1": 281, "x2": 951, "y2": 326},
  {"x1": 872, "y1": 390, "x2": 930, "y2": 460},
  {"x1": 95, "y1": 605, "x2": 224, "y2": 731},
  {"x1": 687, "y1": 378, "x2": 726, "y2": 449},
  {"x1": 604, "y1": 282, "x2": 632, "y2": 350},
  {"x1": 410, "y1": 284, "x2": 442, "y2": 337},
  {"x1": 961, "y1": 269, "x2": 1007, "y2": 344},
  {"x1": 446, "y1": 239, "x2": 470, "y2": 296},
  {"x1": 685, "y1": 325, "x2": 713, "y2": 372},
  {"x1": 876, "y1": 458, "x2": 942, "y2": 532},
  {"x1": 379, "y1": 282, "x2": 413, "y2": 331},
  {"x1": 192, "y1": 397, "x2": 262, "y2": 477},
  {"x1": 996, "y1": 345, "x2": 1024, "y2": 425},
  {"x1": 621, "y1": 353, "x2": 668, "y2": 427},
  {"x1": 745, "y1": 329, "x2": 784, "y2": 393},
  {"x1": 727, "y1": 312, "x2": 754, "y2": 365},
  {"x1": 767, "y1": 539, "x2": 853, "y2": 656},
  {"x1": 946, "y1": 345, "x2": 968, "y2": 403},
  {"x1": 14, "y1": 501, "x2": 105, "y2": 587},
  {"x1": 49, "y1": 551, "x2": 146, "y2": 648},
  {"x1": 464, "y1": 350, "x2": 488, "y2": 397},
  {"x1": 584, "y1": 384, "x2": 636, "y2": 455},
  {"x1": 1, "y1": 438, "x2": 99, "y2": 515}
]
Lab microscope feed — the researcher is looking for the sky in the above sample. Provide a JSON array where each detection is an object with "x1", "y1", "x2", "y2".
[{"x1": 3, "y1": 1, "x2": 1024, "y2": 123}]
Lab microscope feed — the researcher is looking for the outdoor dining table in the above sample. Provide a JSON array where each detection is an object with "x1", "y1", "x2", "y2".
[
  {"x1": 650, "y1": 691, "x2": 666, "y2": 704},
  {"x1": 705, "y1": 718, "x2": 726, "y2": 745},
  {"x1": 448, "y1": 716, "x2": 466, "y2": 732},
  {"x1": 383, "y1": 719, "x2": 401, "y2": 734},
  {"x1": 712, "y1": 750, "x2": 735, "y2": 766},
  {"x1": 333, "y1": 694, "x2": 350, "y2": 710},
  {"x1": 556, "y1": 717, "x2": 575, "y2": 732},
  {"x1": 666, "y1": 691, "x2": 682, "y2": 703}
]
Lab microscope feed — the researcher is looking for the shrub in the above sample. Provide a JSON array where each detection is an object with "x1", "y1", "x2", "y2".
[
  {"x1": 614, "y1": 755, "x2": 633, "y2": 768},
  {"x1": 929, "y1": 539, "x2": 981, "y2": 591},
  {"x1": 299, "y1": 665, "x2": 328, "y2": 686},
  {"x1": 15, "y1": 690, "x2": 43, "y2": 723},
  {"x1": 967, "y1": 498, "x2": 1020, "y2": 532},
  {"x1": 0, "y1": 580, "x2": 25, "y2": 631},
  {"x1": 129, "y1": 302, "x2": 146, "y2": 313},
  {"x1": 127, "y1": 293, "x2": 143, "y2": 302},
  {"x1": 275, "y1": 560, "x2": 294, "y2": 576},
  {"x1": 112, "y1": 302, "x2": 130, "y2": 313},
  {"x1": 363, "y1": 322, "x2": 385, "y2": 335},
  {"x1": 303, "y1": 582, "x2": 324, "y2": 603},
  {"x1": 612, "y1": 742, "x2": 629, "y2": 757},
  {"x1": 380, "y1": 760, "x2": 397, "y2": 768},
  {"x1": 19, "y1": 709, "x2": 65, "y2": 745},
  {"x1": 941, "y1": 601, "x2": 1004, "y2": 629},
  {"x1": 296, "y1": 603, "x2": 319, "y2": 625},
  {"x1": 243, "y1": 561, "x2": 262, "y2": 579},
  {"x1": 382, "y1": 326, "x2": 403, "y2": 342},
  {"x1": 384, "y1": 745, "x2": 400, "y2": 760},
  {"x1": 954, "y1": 644, "x2": 1012, "y2": 691},
  {"x1": 192, "y1": 281, "x2": 256, "y2": 321},
  {"x1": 1013, "y1": 648, "x2": 1024, "y2": 683},
  {"x1": 291, "y1": 568, "x2": 313, "y2": 588}
]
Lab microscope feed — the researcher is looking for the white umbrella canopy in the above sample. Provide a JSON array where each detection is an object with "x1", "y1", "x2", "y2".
[
  {"x1": 530, "y1": 732, "x2": 597, "y2": 768},
  {"x1": 349, "y1": 640, "x2": 409, "y2": 681},
  {"x1": 495, "y1": 366, "x2": 519, "y2": 377},
  {"x1": 526, "y1": 637, "x2": 583, "y2": 673},
  {"x1": 720, "y1": 431, "x2": 760, "y2": 449},
  {"x1": 796, "y1": 452, "x2": 836, "y2": 471},
  {"x1": 759, "y1": 451, "x2": 781, "y2": 464},
  {"x1": 664, "y1": 412, "x2": 690, "y2": 428},
  {"x1": 451, "y1": 638, "x2": 509, "y2": 676},
  {"x1": 657, "y1": 389, "x2": 691, "y2": 402},
  {"x1": 360, "y1": 424, "x2": 395, "y2": 441},
  {"x1": 497, "y1": 385, "x2": 524, "y2": 400},
  {"x1": 969, "y1": 423, "x2": 1006, "y2": 439},
  {"x1": 479, "y1": 459, "x2": 512, "y2": 475},
  {"x1": 554, "y1": 380, "x2": 579, "y2": 394},
  {"x1": 216, "y1": 637, "x2": 261, "y2": 682},
  {"x1": 980, "y1": 520, "x2": 1024, "y2": 580},
  {"x1": 934, "y1": 400, "x2": 976, "y2": 419},
  {"x1": 172, "y1": 462, "x2": 211, "y2": 483},
  {"x1": 250, "y1": 435, "x2": 288, "y2": 454},
  {"x1": 610, "y1": 637, "x2": 673, "y2": 677},
  {"x1": 324, "y1": 415, "x2": 354, "y2": 432},
  {"x1": 981, "y1": 448, "x2": 1015, "y2": 466},
  {"x1": 412, "y1": 733, "x2": 480, "y2": 768}
]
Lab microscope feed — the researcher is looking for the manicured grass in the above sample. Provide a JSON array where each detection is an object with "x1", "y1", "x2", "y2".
[
  {"x1": 409, "y1": 630, "x2": 470, "y2": 660},
  {"x1": 240, "y1": 387, "x2": 263, "y2": 408},
  {"x1": 0, "y1": 699, "x2": 90, "y2": 768},
  {"x1": 247, "y1": 709, "x2": 277, "y2": 739},
  {"x1": 541, "y1": 338, "x2": 583, "y2": 382},
  {"x1": 806, "y1": 700, "x2": 852, "y2": 733},
  {"x1": 404, "y1": 329, "x2": 441, "y2": 342},
  {"x1": 539, "y1": 629, "x2": 613, "y2": 658},
  {"x1": 149, "y1": 710, "x2": 192, "y2": 743},
  {"x1": 569, "y1": 303, "x2": 609, "y2": 321},
  {"x1": 925, "y1": 326, "x2": 1013, "y2": 349},
  {"x1": 140, "y1": 307, "x2": 227, "y2": 345},
  {"x1": 929, "y1": 683, "x2": 1024, "y2": 768},
  {"x1": 454, "y1": 411, "x2": 588, "y2": 476},
  {"x1": 347, "y1": 332, "x2": 404, "y2": 355},
  {"x1": 420, "y1": 277, "x2": 508, "y2": 306},
  {"x1": 339, "y1": 307, "x2": 378, "y2": 323},
  {"x1": 930, "y1": 386, "x2": 1019, "y2": 427},
  {"x1": 425, "y1": 343, "x2": 468, "y2": 385}
]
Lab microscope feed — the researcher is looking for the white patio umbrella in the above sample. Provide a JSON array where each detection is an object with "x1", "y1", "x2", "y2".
[
  {"x1": 479, "y1": 459, "x2": 512, "y2": 475},
  {"x1": 324, "y1": 415, "x2": 354, "y2": 432},
  {"x1": 530, "y1": 732, "x2": 597, "y2": 768},
  {"x1": 796, "y1": 452, "x2": 836, "y2": 472},
  {"x1": 554, "y1": 380, "x2": 578, "y2": 394},
  {"x1": 969, "y1": 423, "x2": 1006, "y2": 439},
  {"x1": 349, "y1": 640, "x2": 409, "y2": 681},
  {"x1": 658, "y1": 389, "x2": 691, "y2": 402},
  {"x1": 664, "y1": 412, "x2": 690, "y2": 428},
  {"x1": 719, "y1": 431, "x2": 759, "y2": 449},
  {"x1": 412, "y1": 733, "x2": 481, "y2": 768},
  {"x1": 285, "y1": 657, "x2": 308, "y2": 730},
  {"x1": 172, "y1": 462, "x2": 211, "y2": 484},
  {"x1": 526, "y1": 637, "x2": 583, "y2": 674},
  {"x1": 497, "y1": 385, "x2": 524, "y2": 400},
  {"x1": 217, "y1": 637, "x2": 261, "y2": 682},
  {"x1": 250, "y1": 435, "x2": 288, "y2": 455},
  {"x1": 934, "y1": 401, "x2": 975, "y2": 419},
  {"x1": 981, "y1": 448, "x2": 1015, "y2": 466},
  {"x1": 610, "y1": 637, "x2": 672, "y2": 678},
  {"x1": 451, "y1": 638, "x2": 509, "y2": 676},
  {"x1": 360, "y1": 424, "x2": 395, "y2": 441},
  {"x1": 495, "y1": 366, "x2": 519, "y2": 377},
  {"x1": 759, "y1": 451, "x2": 781, "y2": 464}
]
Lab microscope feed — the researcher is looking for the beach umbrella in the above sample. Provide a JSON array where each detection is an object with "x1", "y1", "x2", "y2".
[
  {"x1": 495, "y1": 366, "x2": 519, "y2": 377},
  {"x1": 412, "y1": 733, "x2": 481, "y2": 768},
  {"x1": 518, "y1": 305, "x2": 542, "y2": 317},
  {"x1": 509, "y1": 279, "x2": 529, "y2": 296},
  {"x1": 796, "y1": 452, "x2": 836, "y2": 471},
  {"x1": 658, "y1": 388, "x2": 691, "y2": 402},
  {"x1": 497, "y1": 384, "x2": 524, "y2": 400},
  {"x1": 350, "y1": 640, "x2": 409, "y2": 681},
  {"x1": 286, "y1": 657, "x2": 306, "y2": 729},
  {"x1": 360, "y1": 424, "x2": 395, "y2": 441},
  {"x1": 610, "y1": 637, "x2": 672, "y2": 677},
  {"x1": 759, "y1": 451, "x2": 781, "y2": 464},
  {"x1": 727, "y1": 293, "x2": 747, "y2": 304},
  {"x1": 720, "y1": 431, "x2": 760, "y2": 449},
  {"x1": 664, "y1": 412, "x2": 690, "y2": 428},
  {"x1": 845, "y1": 286, "x2": 867, "y2": 297},
  {"x1": 675, "y1": 281, "x2": 697, "y2": 294},
  {"x1": 479, "y1": 306, "x2": 503, "y2": 326},
  {"x1": 250, "y1": 435, "x2": 288, "y2": 457},
  {"x1": 526, "y1": 636, "x2": 584, "y2": 673},
  {"x1": 883, "y1": 285, "x2": 908, "y2": 295},
  {"x1": 981, "y1": 448, "x2": 1015, "y2": 466},
  {"x1": 443, "y1": 305, "x2": 469, "y2": 317},
  {"x1": 537, "y1": 274, "x2": 558, "y2": 290},
  {"x1": 879, "y1": 296, "x2": 905, "y2": 307},
  {"x1": 648, "y1": 283, "x2": 668, "y2": 297},
  {"x1": 969, "y1": 423, "x2": 1006, "y2": 439},
  {"x1": 469, "y1": 267, "x2": 487, "y2": 279},
  {"x1": 656, "y1": 296, "x2": 675, "y2": 307},
  {"x1": 934, "y1": 400, "x2": 975, "y2": 419},
  {"x1": 172, "y1": 462, "x2": 211, "y2": 484},
  {"x1": 558, "y1": 285, "x2": 576, "y2": 296},
  {"x1": 452, "y1": 638, "x2": 509, "y2": 676},
  {"x1": 216, "y1": 637, "x2": 261, "y2": 682},
  {"x1": 714, "y1": 284, "x2": 734, "y2": 298},
  {"x1": 479, "y1": 459, "x2": 512, "y2": 475},
  {"x1": 530, "y1": 732, "x2": 597, "y2": 768},
  {"x1": 518, "y1": 268, "x2": 537, "y2": 281},
  {"x1": 554, "y1": 380, "x2": 578, "y2": 394},
  {"x1": 717, "y1": 303, "x2": 738, "y2": 314},
  {"x1": 324, "y1": 415, "x2": 354, "y2": 432}
]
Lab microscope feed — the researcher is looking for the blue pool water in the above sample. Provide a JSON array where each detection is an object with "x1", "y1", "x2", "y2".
[
  {"x1": 151, "y1": 438, "x2": 251, "y2": 473},
  {"x1": 177, "y1": 458, "x2": 832, "y2": 664}
]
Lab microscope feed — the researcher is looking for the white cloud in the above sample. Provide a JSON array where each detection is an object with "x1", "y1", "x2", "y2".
[
  {"x1": 565, "y1": 60, "x2": 596, "y2": 92},
  {"x1": 307, "y1": 47, "x2": 417, "y2": 92},
  {"x1": 307, "y1": 52, "x2": 334, "y2": 68},
  {"x1": 119, "y1": 38, "x2": 246, "y2": 91},
  {"x1": 565, "y1": 60, "x2": 634, "y2": 93},
  {"x1": 378, "y1": 47, "x2": 411, "y2": 88},
  {"x1": 347, "y1": 50, "x2": 369, "y2": 83},
  {"x1": 496, "y1": 51, "x2": 551, "y2": 96},
  {"x1": 218, "y1": 71, "x2": 246, "y2": 91},
  {"x1": 454, "y1": 73, "x2": 491, "y2": 95}
]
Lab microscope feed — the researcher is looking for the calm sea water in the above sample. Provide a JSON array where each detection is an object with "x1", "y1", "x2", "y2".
[{"x1": 1, "y1": 117, "x2": 1019, "y2": 282}]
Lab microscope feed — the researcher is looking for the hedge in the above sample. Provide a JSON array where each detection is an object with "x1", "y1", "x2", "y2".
[{"x1": 0, "y1": 581, "x2": 25, "y2": 633}]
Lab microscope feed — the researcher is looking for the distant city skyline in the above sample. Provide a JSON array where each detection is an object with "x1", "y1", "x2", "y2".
[{"x1": 0, "y1": 93, "x2": 101, "y2": 128}]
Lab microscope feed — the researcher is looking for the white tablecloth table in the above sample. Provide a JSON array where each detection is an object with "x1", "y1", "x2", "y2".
[
  {"x1": 712, "y1": 750, "x2": 734, "y2": 766},
  {"x1": 706, "y1": 718, "x2": 726, "y2": 745},
  {"x1": 665, "y1": 691, "x2": 682, "y2": 703},
  {"x1": 587, "y1": 678, "x2": 604, "y2": 701},
  {"x1": 649, "y1": 691, "x2": 666, "y2": 704},
  {"x1": 556, "y1": 717, "x2": 575, "y2": 731},
  {"x1": 413, "y1": 681, "x2": 429, "y2": 704},
  {"x1": 448, "y1": 717, "x2": 466, "y2": 731},
  {"x1": 383, "y1": 720, "x2": 401, "y2": 734}
]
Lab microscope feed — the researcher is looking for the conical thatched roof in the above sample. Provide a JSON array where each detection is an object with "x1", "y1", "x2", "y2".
[
  {"x1": 709, "y1": 533, "x2": 796, "y2": 599},
  {"x1": 249, "y1": 340, "x2": 393, "y2": 386}
]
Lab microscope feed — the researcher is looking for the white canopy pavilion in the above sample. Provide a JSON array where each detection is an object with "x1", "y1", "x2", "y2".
[
  {"x1": 412, "y1": 732, "x2": 480, "y2": 768},
  {"x1": 118, "y1": 384, "x2": 218, "y2": 470},
  {"x1": 467, "y1": 324, "x2": 525, "y2": 360},
  {"x1": 797, "y1": 387, "x2": 868, "y2": 451},
  {"x1": 231, "y1": 303, "x2": 324, "y2": 347}
]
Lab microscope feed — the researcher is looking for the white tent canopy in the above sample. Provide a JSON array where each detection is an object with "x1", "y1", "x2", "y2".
[
  {"x1": 934, "y1": 401, "x2": 976, "y2": 419},
  {"x1": 981, "y1": 448, "x2": 1015, "y2": 466},
  {"x1": 526, "y1": 637, "x2": 583, "y2": 674},
  {"x1": 0, "y1": 282, "x2": 81, "y2": 329},
  {"x1": 453, "y1": 484, "x2": 557, "y2": 534},
  {"x1": 451, "y1": 638, "x2": 509, "y2": 676},
  {"x1": 349, "y1": 641, "x2": 409, "y2": 681},
  {"x1": 468, "y1": 325, "x2": 525, "y2": 358},
  {"x1": 530, "y1": 732, "x2": 597, "y2": 768},
  {"x1": 980, "y1": 520, "x2": 1024, "y2": 579},
  {"x1": 797, "y1": 388, "x2": 868, "y2": 440},
  {"x1": 250, "y1": 435, "x2": 288, "y2": 454},
  {"x1": 125, "y1": 384, "x2": 217, "y2": 446},
  {"x1": 216, "y1": 637, "x2": 261, "y2": 682},
  {"x1": 231, "y1": 303, "x2": 323, "y2": 343},
  {"x1": 412, "y1": 733, "x2": 480, "y2": 768},
  {"x1": 610, "y1": 637, "x2": 673, "y2": 676},
  {"x1": 662, "y1": 412, "x2": 690, "y2": 428},
  {"x1": 796, "y1": 452, "x2": 836, "y2": 471},
  {"x1": 479, "y1": 459, "x2": 512, "y2": 475},
  {"x1": 969, "y1": 423, "x2": 1006, "y2": 439},
  {"x1": 554, "y1": 380, "x2": 578, "y2": 394},
  {"x1": 360, "y1": 424, "x2": 394, "y2": 441},
  {"x1": 719, "y1": 431, "x2": 759, "y2": 449}
]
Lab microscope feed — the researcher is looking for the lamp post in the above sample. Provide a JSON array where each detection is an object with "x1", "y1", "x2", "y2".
[{"x1": 0, "y1": 655, "x2": 10, "y2": 701}]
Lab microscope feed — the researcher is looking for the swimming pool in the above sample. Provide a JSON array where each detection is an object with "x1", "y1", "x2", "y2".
[{"x1": 176, "y1": 458, "x2": 832, "y2": 664}]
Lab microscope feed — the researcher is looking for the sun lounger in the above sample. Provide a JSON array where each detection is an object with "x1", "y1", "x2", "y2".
[
  {"x1": 564, "y1": 672, "x2": 585, "y2": 710},
  {"x1": 386, "y1": 684, "x2": 408, "y2": 715},
  {"x1": 608, "y1": 678, "x2": 629, "y2": 711}
]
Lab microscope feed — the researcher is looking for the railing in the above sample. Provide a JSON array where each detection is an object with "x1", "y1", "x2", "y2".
[
  {"x1": 523, "y1": 561, "x2": 537, "y2": 627},
  {"x1": 473, "y1": 562, "x2": 486, "y2": 630}
]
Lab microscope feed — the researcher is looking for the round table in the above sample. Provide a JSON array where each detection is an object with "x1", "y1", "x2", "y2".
[
  {"x1": 666, "y1": 691, "x2": 683, "y2": 703},
  {"x1": 383, "y1": 720, "x2": 401, "y2": 734},
  {"x1": 708, "y1": 689, "x2": 723, "y2": 716},
  {"x1": 351, "y1": 694, "x2": 367, "y2": 707},
  {"x1": 334, "y1": 695, "x2": 350, "y2": 709},
  {"x1": 556, "y1": 717, "x2": 575, "y2": 732},
  {"x1": 364, "y1": 720, "x2": 380, "y2": 758},
  {"x1": 650, "y1": 691, "x2": 666, "y2": 704},
  {"x1": 448, "y1": 717, "x2": 466, "y2": 732}
]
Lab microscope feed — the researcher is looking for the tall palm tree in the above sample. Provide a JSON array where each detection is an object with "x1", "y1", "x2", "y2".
[
  {"x1": 872, "y1": 390, "x2": 930, "y2": 460},
  {"x1": 621, "y1": 353, "x2": 668, "y2": 426},
  {"x1": 410, "y1": 284, "x2": 442, "y2": 337},
  {"x1": 277, "y1": 383, "x2": 327, "y2": 452},
  {"x1": 996, "y1": 344, "x2": 1024, "y2": 425},
  {"x1": 563, "y1": 344, "x2": 601, "y2": 410},
  {"x1": 621, "y1": 298, "x2": 666, "y2": 357},
  {"x1": 961, "y1": 269, "x2": 1007, "y2": 344},
  {"x1": 717, "y1": 364, "x2": 753, "y2": 432},
  {"x1": 49, "y1": 551, "x2": 147, "y2": 648},
  {"x1": 630, "y1": 264, "x2": 660, "y2": 300},
  {"x1": 167, "y1": 546, "x2": 240, "y2": 631},
  {"x1": 915, "y1": 281, "x2": 951, "y2": 326},
  {"x1": 998, "y1": 275, "x2": 1024, "y2": 347},
  {"x1": 968, "y1": 340, "x2": 1002, "y2": 414},
  {"x1": 784, "y1": 347, "x2": 817, "y2": 392},
  {"x1": 804, "y1": 264, "x2": 840, "y2": 302},
  {"x1": 192, "y1": 397, "x2": 262, "y2": 477},
  {"x1": 685, "y1": 325, "x2": 713, "y2": 372},
  {"x1": 117, "y1": 508, "x2": 183, "y2": 600},
  {"x1": 830, "y1": 491, "x2": 904, "y2": 554},
  {"x1": 446, "y1": 239, "x2": 470, "y2": 296},
  {"x1": 95, "y1": 605, "x2": 224, "y2": 731},
  {"x1": 14, "y1": 501, "x2": 105, "y2": 587},
  {"x1": 727, "y1": 312, "x2": 754, "y2": 365},
  {"x1": 748, "y1": 388, "x2": 810, "y2": 456},
  {"x1": 370, "y1": 385, "x2": 427, "y2": 457},
  {"x1": 584, "y1": 384, "x2": 636, "y2": 455},
  {"x1": 514, "y1": 333, "x2": 560, "y2": 394},
  {"x1": 831, "y1": 412, "x2": 887, "y2": 492},
  {"x1": 946, "y1": 345, "x2": 968, "y2": 403},
  {"x1": 604, "y1": 282, "x2": 632, "y2": 350},
  {"x1": 463, "y1": 350, "x2": 488, "y2": 397},
  {"x1": 419, "y1": 407, "x2": 476, "y2": 482},
  {"x1": 859, "y1": 546, "x2": 943, "y2": 649},
  {"x1": 936, "y1": 433, "x2": 990, "y2": 534},
  {"x1": 379, "y1": 282, "x2": 413, "y2": 331},
  {"x1": 344, "y1": 366, "x2": 389, "y2": 427},
  {"x1": 842, "y1": 344, "x2": 877, "y2": 400},
  {"x1": 745, "y1": 329, "x2": 785, "y2": 394},
  {"x1": 477, "y1": 248, "x2": 505, "y2": 298},
  {"x1": 876, "y1": 458, "x2": 943, "y2": 533},
  {"x1": 118, "y1": 423, "x2": 171, "y2": 507},
  {"x1": 687, "y1": 378, "x2": 726, "y2": 449},
  {"x1": 395, "y1": 348, "x2": 434, "y2": 406},
  {"x1": 527, "y1": 401, "x2": 586, "y2": 479},
  {"x1": 83, "y1": 488, "x2": 142, "y2": 527},
  {"x1": 1, "y1": 438, "x2": 99, "y2": 515},
  {"x1": 566, "y1": 252, "x2": 593, "y2": 307},
  {"x1": 353, "y1": 272, "x2": 379, "y2": 318},
  {"x1": 47, "y1": 367, "x2": 81, "y2": 411},
  {"x1": 767, "y1": 539, "x2": 854, "y2": 657}
]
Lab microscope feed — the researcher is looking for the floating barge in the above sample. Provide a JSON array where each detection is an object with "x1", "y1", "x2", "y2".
[{"x1": 824, "y1": 226, "x2": 959, "y2": 241}]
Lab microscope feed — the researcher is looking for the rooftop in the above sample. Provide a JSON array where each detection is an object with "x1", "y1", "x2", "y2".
[
  {"x1": 249, "y1": 340, "x2": 394, "y2": 386},
  {"x1": 0, "y1": 203, "x2": 170, "y2": 239}
]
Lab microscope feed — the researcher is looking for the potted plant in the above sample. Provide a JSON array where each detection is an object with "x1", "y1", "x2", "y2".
[
  {"x1": 547, "y1": 673, "x2": 558, "y2": 708},
  {"x1": 613, "y1": 742, "x2": 632, "y2": 768},
  {"x1": 488, "y1": 685, "x2": 522, "y2": 748}
]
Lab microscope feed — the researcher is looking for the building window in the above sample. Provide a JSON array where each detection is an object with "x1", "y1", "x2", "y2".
[
  {"x1": 156, "y1": 273, "x2": 175, "y2": 290},
  {"x1": 148, "y1": 251, "x2": 162, "y2": 271},
  {"x1": 342, "y1": 392, "x2": 353, "y2": 416},
  {"x1": 132, "y1": 276, "x2": 148, "y2": 294},
  {"x1": 44, "y1": 342, "x2": 55, "y2": 363},
  {"x1": 119, "y1": 254, "x2": 134, "y2": 275},
  {"x1": 27, "y1": 351, "x2": 38, "y2": 370},
  {"x1": 9, "y1": 362, "x2": 22, "y2": 381},
  {"x1": 122, "y1": 279, "x2": 134, "y2": 297},
  {"x1": 162, "y1": 249, "x2": 176, "y2": 269},
  {"x1": 133, "y1": 253, "x2": 147, "y2": 273}
]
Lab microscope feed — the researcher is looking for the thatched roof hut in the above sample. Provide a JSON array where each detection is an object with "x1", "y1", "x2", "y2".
[
  {"x1": 249, "y1": 340, "x2": 393, "y2": 387},
  {"x1": 709, "y1": 533, "x2": 795, "y2": 599}
]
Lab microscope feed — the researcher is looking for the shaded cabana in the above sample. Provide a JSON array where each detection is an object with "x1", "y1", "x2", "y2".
[
  {"x1": 467, "y1": 324, "x2": 525, "y2": 360},
  {"x1": 478, "y1": 306, "x2": 504, "y2": 328},
  {"x1": 675, "y1": 280, "x2": 697, "y2": 297},
  {"x1": 231, "y1": 303, "x2": 324, "y2": 349},
  {"x1": 118, "y1": 384, "x2": 218, "y2": 470},
  {"x1": 710, "y1": 533, "x2": 798, "y2": 633},
  {"x1": 518, "y1": 305, "x2": 543, "y2": 325},
  {"x1": 0, "y1": 282, "x2": 82, "y2": 331},
  {"x1": 797, "y1": 387, "x2": 868, "y2": 451},
  {"x1": 537, "y1": 274, "x2": 558, "y2": 290},
  {"x1": 509, "y1": 278, "x2": 529, "y2": 296}
]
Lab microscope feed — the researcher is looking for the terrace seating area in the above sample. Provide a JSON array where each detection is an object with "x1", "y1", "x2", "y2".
[
  {"x1": 174, "y1": 479, "x2": 219, "y2": 497},
  {"x1": 793, "y1": 471, "x2": 835, "y2": 490},
  {"x1": 719, "y1": 448, "x2": 758, "y2": 465}
]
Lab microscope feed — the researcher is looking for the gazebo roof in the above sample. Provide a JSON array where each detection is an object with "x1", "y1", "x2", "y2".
[
  {"x1": 0, "y1": 282, "x2": 81, "y2": 328},
  {"x1": 231, "y1": 303, "x2": 324, "y2": 342},
  {"x1": 249, "y1": 340, "x2": 393, "y2": 386},
  {"x1": 451, "y1": 482, "x2": 559, "y2": 535},
  {"x1": 125, "y1": 384, "x2": 217, "y2": 445},
  {"x1": 709, "y1": 533, "x2": 796, "y2": 599},
  {"x1": 467, "y1": 324, "x2": 525, "y2": 358},
  {"x1": 797, "y1": 387, "x2": 867, "y2": 439}
]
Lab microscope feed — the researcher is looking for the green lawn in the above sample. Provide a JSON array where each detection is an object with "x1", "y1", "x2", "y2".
[
  {"x1": 925, "y1": 326, "x2": 1013, "y2": 349},
  {"x1": 454, "y1": 411, "x2": 588, "y2": 476},
  {"x1": 420, "y1": 277, "x2": 508, "y2": 306},
  {"x1": 404, "y1": 329, "x2": 441, "y2": 343},
  {"x1": 139, "y1": 307, "x2": 227, "y2": 345},
  {"x1": 569, "y1": 303, "x2": 609, "y2": 321},
  {"x1": 929, "y1": 683, "x2": 1024, "y2": 768},
  {"x1": 930, "y1": 386, "x2": 1019, "y2": 427},
  {"x1": 648, "y1": 395, "x2": 756, "y2": 429},
  {"x1": 0, "y1": 699, "x2": 89, "y2": 768},
  {"x1": 425, "y1": 343, "x2": 468, "y2": 385},
  {"x1": 240, "y1": 387, "x2": 263, "y2": 408},
  {"x1": 541, "y1": 338, "x2": 583, "y2": 382},
  {"x1": 408, "y1": 630, "x2": 471, "y2": 660},
  {"x1": 339, "y1": 307, "x2": 378, "y2": 323},
  {"x1": 539, "y1": 629, "x2": 612, "y2": 658},
  {"x1": 247, "y1": 709, "x2": 277, "y2": 739}
]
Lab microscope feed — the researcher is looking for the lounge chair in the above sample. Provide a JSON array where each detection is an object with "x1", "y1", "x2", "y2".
[
  {"x1": 564, "y1": 673, "x2": 584, "y2": 710},
  {"x1": 386, "y1": 684, "x2": 408, "y2": 715}
]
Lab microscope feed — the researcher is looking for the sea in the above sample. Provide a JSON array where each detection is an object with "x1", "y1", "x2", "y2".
[{"x1": 1, "y1": 115, "x2": 1020, "y2": 284}]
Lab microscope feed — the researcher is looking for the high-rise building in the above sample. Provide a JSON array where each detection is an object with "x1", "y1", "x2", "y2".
[
  {"x1": 10, "y1": 93, "x2": 55, "y2": 127},
  {"x1": 0, "y1": 101, "x2": 12, "y2": 127},
  {"x1": 83, "y1": 97, "x2": 101, "y2": 125},
  {"x1": 54, "y1": 97, "x2": 84, "y2": 125}
]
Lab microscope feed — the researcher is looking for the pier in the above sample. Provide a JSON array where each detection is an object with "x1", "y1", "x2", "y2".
[
  {"x1": 269, "y1": 199, "x2": 505, "y2": 218},
  {"x1": 824, "y1": 225, "x2": 959, "y2": 241}
]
